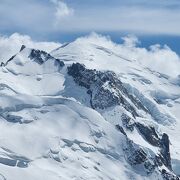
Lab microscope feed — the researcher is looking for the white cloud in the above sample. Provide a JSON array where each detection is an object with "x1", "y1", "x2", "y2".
[
  {"x1": 0, "y1": 1, "x2": 180, "y2": 36},
  {"x1": 0, "y1": 32, "x2": 179, "y2": 78},
  {"x1": 76, "y1": 32, "x2": 116, "y2": 48},
  {"x1": 51, "y1": 0, "x2": 74, "y2": 25},
  {"x1": 77, "y1": 33, "x2": 180, "y2": 77},
  {"x1": 52, "y1": 6, "x2": 180, "y2": 35},
  {"x1": 120, "y1": 35, "x2": 180, "y2": 77},
  {"x1": 122, "y1": 35, "x2": 140, "y2": 48},
  {"x1": 0, "y1": 33, "x2": 61, "y2": 62}
]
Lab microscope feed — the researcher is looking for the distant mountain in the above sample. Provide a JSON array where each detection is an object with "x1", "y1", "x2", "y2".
[{"x1": 0, "y1": 35, "x2": 179, "y2": 180}]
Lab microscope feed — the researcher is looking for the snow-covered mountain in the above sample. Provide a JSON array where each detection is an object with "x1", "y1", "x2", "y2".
[{"x1": 0, "y1": 34, "x2": 180, "y2": 180}]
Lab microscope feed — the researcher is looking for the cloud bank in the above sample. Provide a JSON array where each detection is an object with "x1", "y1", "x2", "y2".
[
  {"x1": 0, "y1": 0, "x2": 180, "y2": 37},
  {"x1": 50, "y1": 0, "x2": 74, "y2": 26},
  {"x1": 0, "y1": 32, "x2": 179, "y2": 77},
  {"x1": 0, "y1": 33, "x2": 61, "y2": 62},
  {"x1": 76, "y1": 32, "x2": 180, "y2": 77}
]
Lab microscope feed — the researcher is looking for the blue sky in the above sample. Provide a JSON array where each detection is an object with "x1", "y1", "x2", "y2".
[{"x1": 0, "y1": 0, "x2": 180, "y2": 53}]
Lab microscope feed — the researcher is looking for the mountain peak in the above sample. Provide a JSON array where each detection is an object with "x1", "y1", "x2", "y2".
[
  {"x1": 0, "y1": 38, "x2": 179, "y2": 180},
  {"x1": 20, "y1": 44, "x2": 26, "y2": 52},
  {"x1": 2, "y1": 47, "x2": 64, "y2": 76}
]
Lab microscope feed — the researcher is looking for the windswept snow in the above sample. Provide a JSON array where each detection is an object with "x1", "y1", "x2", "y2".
[{"x1": 0, "y1": 33, "x2": 179, "y2": 179}]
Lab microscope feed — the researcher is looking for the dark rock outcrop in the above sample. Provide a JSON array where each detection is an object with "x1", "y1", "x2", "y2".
[
  {"x1": 67, "y1": 63, "x2": 176, "y2": 177},
  {"x1": 123, "y1": 138, "x2": 156, "y2": 174},
  {"x1": 3, "y1": 54, "x2": 16, "y2": 66},
  {"x1": 2, "y1": 48, "x2": 65, "y2": 68},
  {"x1": 68, "y1": 63, "x2": 149, "y2": 117},
  {"x1": 121, "y1": 113, "x2": 135, "y2": 131},
  {"x1": 20, "y1": 45, "x2": 26, "y2": 52},
  {"x1": 161, "y1": 169, "x2": 180, "y2": 180},
  {"x1": 135, "y1": 123, "x2": 160, "y2": 146},
  {"x1": 124, "y1": 139, "x2": 147, "y2": 165},
  {"x1": 143, "y1": 160, "x2": 156, "y2": 174},
  {"x1": 136, "y1": 123, "x2": 172, "y2": 170},
  {"x1": 29, "y1": 49, "x2": 64, "y2": 67},
  {"x1": 129, "y1": 148, "x2": 147, "y2": 165},
  {"x1": 115, "y1": 125, "x2": 127, "y2": 136},
  {"x1": 160, "y1": 133, "x2": 172, "y2": 170},
  {"x1": 29, "y1": 49, "x2": 52, "y2": 64},
  {"x1": 0, "y1": 62, "x2": 5, "y2": 66}
]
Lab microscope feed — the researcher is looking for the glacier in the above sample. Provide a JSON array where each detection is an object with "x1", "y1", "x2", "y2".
[{"x1": 0, "y1": 34, "x2": 179, "y2": 180}]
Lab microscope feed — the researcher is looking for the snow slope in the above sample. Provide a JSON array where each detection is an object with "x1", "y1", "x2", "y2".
[{"x1": 0, "y1": 34, "x2": 179, "y2": 179}]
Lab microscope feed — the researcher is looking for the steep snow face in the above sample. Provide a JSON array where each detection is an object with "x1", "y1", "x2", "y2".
[
  {"x1": 0, "y1": 35, "x2": 179, "y2": 180},
  {"x1": 0, "y1": 47, "x2": 164, "y2": 180},
  {"x1": 4, "y1": 47, "x2": 64, "y2": 76},
  {"x1": 52, "y1": 36, "x2": 180, "y2": 125},
  {"x1": 0, "y1": 47, "x2": 65, "y2": 96},
  {"x1": 51, "y1": 33, "x2": 180, "y2": 77},
  {"x1": 52, "y1": 35, "x2": 180, "y2": 177},
  {"x1": 0, "y1": 97, "x2": 132, "y2": 180}
]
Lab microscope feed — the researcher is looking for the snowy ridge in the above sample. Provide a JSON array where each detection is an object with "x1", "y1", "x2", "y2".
[{"x1": 0, "y1": 35, "x2": 179, "y2": 179}]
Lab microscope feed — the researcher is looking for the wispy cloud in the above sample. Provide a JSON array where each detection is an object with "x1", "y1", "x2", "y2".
[
  {"x1": 0, "y1": 32, "x2": 179, "y2": 77},
  {"x1": 53, "y1": 6, "x2": 180, "y2": 35},
  {"x1": 0, "y1": 33, "x2": 61, "y2": 61},
  {"x1": 50, "y1": 0, "x2": 74, "y2": 24},
  {"x1": 76, "y1": 32, "x2": 180, "y2": 77},
  {"x1": 0, "y1": 0, "x2": 180, "y2": 38}
]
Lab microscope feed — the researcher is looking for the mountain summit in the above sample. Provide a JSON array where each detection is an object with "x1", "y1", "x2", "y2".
[{"x1": 0, "y1": 35, "x2": 179, "y2": 180}]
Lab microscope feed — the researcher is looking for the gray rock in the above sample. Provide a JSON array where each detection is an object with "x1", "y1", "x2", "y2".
[
  {"x1": 29, "y1": 49, "x2": 64, "y2": 67},
  {"x1": 20, "y1": 45, "x2": 26, "y2": 52},
  {"x1": 121, "y1": 113, "x2": 135, "y2": 131},
  {"x1": 161, "y1": 169, "x2": 180, "y2": 180},
  {"x1": 67, "y1": 63, "x2": 146, "y2": 118},
  {"x1": 135, "y1": 122, "x2": 160, "y2": 147},
  {"x1": 123, "y1": 139, "x2": 147, "y2": 166},
  {"x1": 160, "y1": 133, "x2": 172, "y2": 170},
  {"x1": 115, "y1": 125, "x2": 127, "y2": 136}
]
